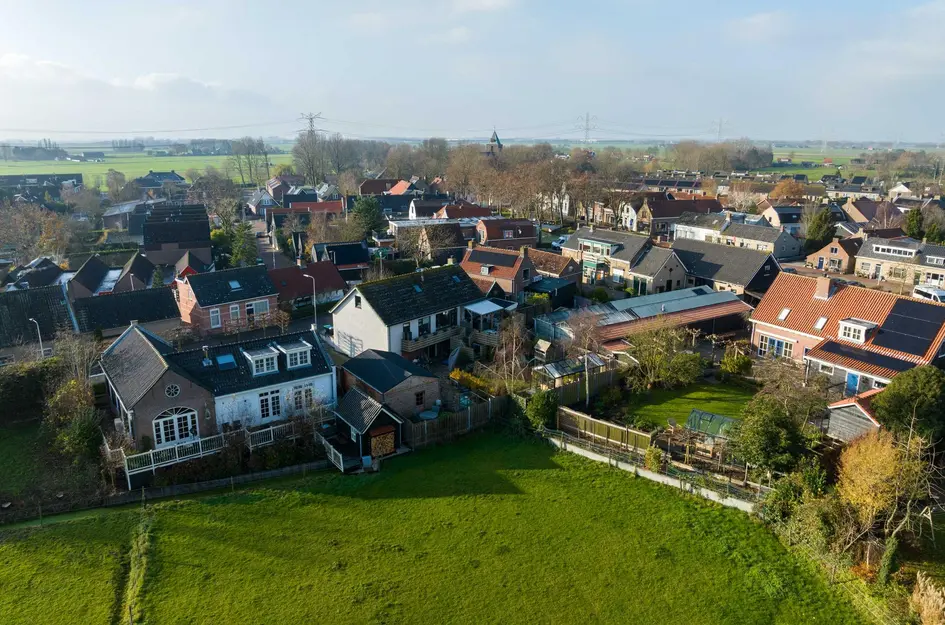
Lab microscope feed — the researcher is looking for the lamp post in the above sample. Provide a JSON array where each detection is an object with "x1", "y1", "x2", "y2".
[
  {"x1": 302, "y1": 273, "x2": 317, "y2": 323},
  {"x1": 27, "y1": 317, "x2": 44, "y2": 360}
]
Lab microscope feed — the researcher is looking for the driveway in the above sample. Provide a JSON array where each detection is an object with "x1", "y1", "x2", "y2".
[{"x1": 252, "y1": 220, "x2": 295, "y2": 270}]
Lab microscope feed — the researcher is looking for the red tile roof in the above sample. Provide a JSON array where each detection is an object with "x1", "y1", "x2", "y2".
[
  {"x1": 268, "y1": 262, "x2": 346, "y2": 301},
  {"x1": 525, "y1": 248, "x2": 576, "y2": 277},
  {"x1": 435, "y1": 204, "x2": 492, "y2": 219},
  {"x1": 751, "y1": 272, "x2": 945, "y2": 365},
  {"x1": 460, "y1": 246, "x2": 524, "y2": 281},
  {"x1": 828, "y1": 388, "x2": 882, "y2": 426},
  {"x1": 388, "y1": 180, "x2": 413, "y2": 195}
]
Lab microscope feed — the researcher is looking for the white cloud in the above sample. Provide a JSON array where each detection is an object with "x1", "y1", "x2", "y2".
[
  {"x1": 425, "y1": 26, "x2": 472, "y2": 44},
  {"x1": 726, "y1": 11, "x2": 791, "y2": 42},
  {"x1": 452, "y1": 0, "x2": 512, "y2": 13}
]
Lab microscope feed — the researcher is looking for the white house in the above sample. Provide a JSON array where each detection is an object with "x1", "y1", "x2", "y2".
[{"x1": 331, "y1": 264, "x2": 484, "y2": 359}]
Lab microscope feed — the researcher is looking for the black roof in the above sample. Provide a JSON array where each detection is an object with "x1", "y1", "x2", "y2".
[
  {"x1": 119, "y1": 253, "x2": 155, "y2": 285},
  {"x1": 283, "y1": 191, "x2": 320, "y2": 205},
  {"x1": 71, "y1": 255, "x2": 111, "y2": 293},
  {"x1": 165, "y1": 330, "x2": 333, "y2": 396},
  {"x1": 335, "y1": 388, "x2": 388, "y2": 434},
  {"x1": 6, "y1": 258, "x2": 64, "y2": 289},
  {"x1": 672, "y1": 238, "x2": 776, "y2": 286},
  {"x1": 72, "y1": 287, "x2": 180, "y2": 333},
  {"x1": 0, "y1": 173, "x2": 83, "y2": 189},
  {"x1": 819, "y1": 340, "x2": 915, "y2": 374},
  {"x1": 342, "y1": 349, "x2": 435, "y2": 394},
  {"x1": 350, "y1": 264, "x2": 482, "y2": 326},
  {"x1": 100, "y1": 326, "x2": 174, "y2": 406},
  {"x1": 0, "y1": 285, "x2": 75, "y2": 348},
  {"x1": 143, "y1": 217, "x2": 211, "y2": 246},
  {"x1": 314, "y1": 241, "x2": 370, "y2": 266},
  {"x1": 186, "y1": 265, "x2": 277, "y2": 307},
  {"x1": 872, "y1": 298, "x2": 945, "y2": 357},
  {"x1": 466, "y1": 248, "x2": 519, "y2": 268},
  {"x1": 175, "y1": 250, "x2": 212, "y2": 275}
]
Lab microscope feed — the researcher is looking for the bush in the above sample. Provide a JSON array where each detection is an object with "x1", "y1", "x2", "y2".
[
  {"x1": 0, "y1": 358, "x2": 62, "y2": 425},
  {"x1": 54, "y1": 407, "x2": 102, "y2": 463},
  {"x1": 449, "y1": 369, "x2": 498, "y2": 395},
  {"x1": 877, "y1": 536, "x2": 898, "y2": 586},
  {"x1": 599, "y1": 386, "x2": 622, "y2": 409},
  {"x1": 526, "y1": 390, "x2": 558, "y2": 430},
  {"x1": 589, "y1": 287, "x2": 610, "y2": 303},
  {"x1": 912, "y1": 572, "x2": 945, "y2": 625},
  {"x1": 721, "y1": 353, "x2": 752, "y2": 376},
  {"x1": 644, "y1": 446, "x2": 663, "y2": 472},
  {"x1": 665, "y1": 353, "x2": 704, "y2": 388}
]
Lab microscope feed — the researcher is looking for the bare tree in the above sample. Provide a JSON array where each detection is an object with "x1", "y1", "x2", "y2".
[
  {"x1": 493, "y1": 314, "x2": 532, "y2": 391},
  {"x1": 293, "y1": 130, "x2": 326, "y2": 185},
  {"x1": 565, "y1": 310, "x2": 603, "y2": 358}
]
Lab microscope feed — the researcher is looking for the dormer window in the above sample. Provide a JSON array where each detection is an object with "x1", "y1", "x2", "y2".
[
  {"x1": 480, "y1": 265, "x2": 492, "y2": 275},
  {"x1": 244, "y1": 346, "x2": 279, "y2": 376},
  {"x1": 279, "y1": 341, "x2": 312, "y2": 369},
  {"x1": 839, "y1": 319, "x2": 873, "y2": 344}
]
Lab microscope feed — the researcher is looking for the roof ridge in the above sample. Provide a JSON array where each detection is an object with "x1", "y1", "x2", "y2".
[{"x1": 359, "y1": 263, "x2": 460, "y2": 287}]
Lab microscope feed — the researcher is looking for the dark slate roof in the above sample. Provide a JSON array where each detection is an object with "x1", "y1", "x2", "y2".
[
  {"x1": 563, "y1": 227, "x2": 650, "y2": 262},
  {"x1": 352, "y1": 264, "x2": 483, "y2": 326},
  {"x1": 175, "y1": 250, "x2": 212, "y2": 275},
  {"x1": 0, "y1": 285, "x2": 76, "y2": 348},
  {"x1": 72, "y1": 287, "x2": 180, "y2": 333},
  {"x1": 71, "y1": 255, "x2": 110, "y2": 293},
  {"x1": 856, "y1": 237, "x2": 945, "y2": 269},
  {"x1": 103, "y1": 200, "x2": 143, "y2": 217},
  {"x1": 186, "y1": 265, "x2": 277, "y2": 307},
  {"x1": 143, "y1": 217, "x2": 211, "y2": 246},
  {"x1": 314, "y1": 241, "x2": 370, "y2": 266},
  {"x1": 6, "y1": 258, "x2": 63, "y2": 289},
  {"x1": 722, "y1": 222, "x2": 782, "y2": 243},
  {"x1": 630, "y1": 246, "x2": 674, "y2": 277},
  {"x1": 672, "y1": 238, "x2": 775, "y2": 286},
  {"x1": 646, "y1": 198, "x2": 723, "y2": 219},
  {"x1": 100, "y1": 326, "x2": 174, "y2": 406},
  {"x1": 342, "y1": 349, "x2": 435, "y2": 394},
  {"x1": 119, "y1": 253, "x2": 155, "y2": 285},
  {"x1": 165, "y1": 330, "x2": 333, "y2": 396},
  {"x1": 335, "y1": 388, "x2": 385, "y2": 434}
]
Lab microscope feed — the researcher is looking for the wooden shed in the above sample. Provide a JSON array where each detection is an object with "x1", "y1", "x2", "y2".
[
  {"x1": 825, "y1": 389, "x2": 882, "y2": 443},
  {"x1": 334, "y1": 388, "x2": 404, "y2": 458}
]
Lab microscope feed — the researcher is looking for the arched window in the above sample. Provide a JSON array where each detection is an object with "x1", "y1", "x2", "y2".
[{"x1": 153, "y1": 407, "x2": 199, "y2": 447}]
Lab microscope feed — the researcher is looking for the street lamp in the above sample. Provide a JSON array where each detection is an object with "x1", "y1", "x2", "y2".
[
  {"x1": 302, "y1": 274, "x2": 318, "y2": 323},
  {"x1": 27, "y1": 318, "x2": 44, "y2": 360}
]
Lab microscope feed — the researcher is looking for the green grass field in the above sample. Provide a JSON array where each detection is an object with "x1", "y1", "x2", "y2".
[
  {"x1": 0, "y1": 153, "x2": 294, "y2": 184},
  {"x1": 0, "y1": 433, "x2": 860, "y2": 624},
  {"x1": 0, "y1": 422, "x2": 45, "y2": 496},
  {"x1": 627, "y1": 381, "x2": 755, "y2": 428}
]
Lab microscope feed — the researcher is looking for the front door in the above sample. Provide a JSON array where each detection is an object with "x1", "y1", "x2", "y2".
[
  {"x1": 817, "y1": 257, "x2": 824, "y2": 270},
  {"x1": 845, "y1": 372, "x2": 860, "y2": 396},
  {"x1": 872, "y1": 264, "x2": 883, "y2": 280},
  {"x1": 665, "y1": 279, "x2": 673, "y2": 292}
]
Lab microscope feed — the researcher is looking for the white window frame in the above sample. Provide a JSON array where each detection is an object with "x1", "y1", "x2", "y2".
[
  {"x1": 839, "y1": 322, "x2": 865, "y2": 344},
  {"x1": 253, "y1": 354, "x2": 278, "y2": 376},
  {"x1": 229, "y1": 304, "x2": 241, "y2": 322},
  {"x1": 818, "y1": 363, "x2": 834, "y2": 375},
  {"x1": 287, "y1": 349, "x2": 310, "y2": 369},
  {"x1": 259, "y1": 389, "x2": 282, "y2": 421},
  {"x1": 292, "y1": 384, "x2": 315, "y2": 413},
  {"x1": 209, "y1": 308, "x2": 221, "y2": 329},
  {"x1": 152, "y1": 407, "x2": 198, "y2": 448}
]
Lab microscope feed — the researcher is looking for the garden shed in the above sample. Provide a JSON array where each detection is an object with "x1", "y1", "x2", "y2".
[
  {"x1": 333, "y1": 388, "x2": 404, "y2": 459},
  {"x1": 533, "y1": 353, "x2": 607, "y2": 389}
]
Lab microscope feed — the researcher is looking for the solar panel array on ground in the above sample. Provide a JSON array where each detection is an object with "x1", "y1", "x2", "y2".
[{"x1": 872, "y1": 298, "x2": 945, "y2": 357}]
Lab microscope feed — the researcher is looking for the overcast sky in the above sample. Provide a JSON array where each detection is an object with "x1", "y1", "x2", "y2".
[{"x1": 0, "y1": 0, "x2": 943, "y2": 143}]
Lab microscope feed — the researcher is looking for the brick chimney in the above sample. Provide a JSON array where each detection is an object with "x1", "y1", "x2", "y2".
[
  {"x1": 814, "y1": 274, "x2": 833, "y2": 300},
  {"x1": 467, "y1": 240, "x2": 475, "y2": 249}
]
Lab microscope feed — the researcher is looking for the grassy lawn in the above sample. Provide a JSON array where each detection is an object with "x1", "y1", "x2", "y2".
[
  {"x1": 0, "y1": 422, "x2": 45, "y2": 496},
  {"x1": 0, "y1": 433, "x2": 860, "y2": 624},
  {"x1": 626, "y1": 381, "x2": 755, "y2": 428}
]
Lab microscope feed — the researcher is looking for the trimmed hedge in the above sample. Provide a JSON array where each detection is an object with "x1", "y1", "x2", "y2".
[{"x1": 0, "y1": 358, "x2": 62, "y2": 425}]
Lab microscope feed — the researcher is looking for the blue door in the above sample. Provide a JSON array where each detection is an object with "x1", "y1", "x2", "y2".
[
  {"x1": 817, "y1": 257, "x2": 824, "y2": 270},
  {"x1": 845, "y1": 372, "x2": 860, "y2": 396}
]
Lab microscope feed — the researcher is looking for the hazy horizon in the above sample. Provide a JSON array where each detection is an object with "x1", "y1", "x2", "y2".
[{"x1": 1, "y1": 0, "x2": 943, "y2": 144}]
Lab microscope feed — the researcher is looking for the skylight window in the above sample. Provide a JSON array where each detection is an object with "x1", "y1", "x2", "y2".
[
  {"x1": 216, "y1": 354, "x2": 237, "y2": 370},
  {"x1": 229, "y1": 280, "x2": 242, "y2": 290},
  {"x1": 413, "y1": 284, "x2": 422, "y2": 293},
  {"x1": 778, "y1": 308, "x2": 791, "y2": 321},
  {"x1": 814, "y1": 317, "x2": 828, "y2": 330}
]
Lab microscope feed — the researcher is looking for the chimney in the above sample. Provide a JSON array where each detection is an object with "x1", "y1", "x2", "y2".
[
  {"x1": 832, "y1": 236, "x2": 840, "y2": 243},
  {"x1": 589, "y1": 224, "x2": 594, "y2": 233},
  {"x1": 296, "y1": 256, "x2": 306, "y2": 269},
  {"x1": 467, "y1": 240, "x2": 474, "y2": 249},
  {"x1": 814, "y1": 275, "x2": 833, "y2": 300},
  {"x1": 130, "y1": 320, "x2": 138, "y2": 326},
  {"x1": 520, "y1": 246, "x2": 527, "y2": 258},
  {"x1": 446, "y1": 256, "x2": 455, "y2": 265}
]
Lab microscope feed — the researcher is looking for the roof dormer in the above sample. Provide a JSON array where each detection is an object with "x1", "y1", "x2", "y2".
[{"x1": 838, "y1": 318, "x2": 875, "y2": 345}]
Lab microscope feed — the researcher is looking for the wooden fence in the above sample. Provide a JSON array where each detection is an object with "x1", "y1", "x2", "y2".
[
  {"x1": 402, "y1": 396, "x2": 508, "y2": 449},
  {"x1": 557, "y1": 405, "x2": 653, "y2": 453}
]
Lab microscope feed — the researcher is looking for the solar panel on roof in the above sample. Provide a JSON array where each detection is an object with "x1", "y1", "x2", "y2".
[
  {"x1": 820, "y1": 341, "x2": 915, "y2": 373},
  {"x1": 893, "y1": 298, "x2": 945, "y2": 325},
  {"x1": 873, "y1": 299, "x2": 945, "y2": 356}
]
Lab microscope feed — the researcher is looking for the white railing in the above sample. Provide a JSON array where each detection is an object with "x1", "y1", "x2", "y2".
[
  {"x1": 124, "y1": 431, "x2": 237, "y2": 475},
  {"x1": 316, "y1": 432, "x2": 344, "y2": 471},
  {"x1": 246, "y1": 421, "x2": 298, "y2": 450}
]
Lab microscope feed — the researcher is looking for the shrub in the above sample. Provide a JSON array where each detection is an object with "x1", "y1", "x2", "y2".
[
  {"x1": 644, "y1": 446, "x2": 663, "y2": 472},
  {"x1": 525, "y1": 390, "x2": 558, "y2": 430},
  {"x1": 912, "y1": 572, "x2": 945, "y2": 625},
  {"x1": 449, "y1": 369, "x2": 497, "y2": 395},
  {"x1": 54, "y1": 407, "x2": 102, "y2": 463},
  {"x1": 0, "y1": 357, "x2": 62, "y2": 425},
  {"x1": 665, "y1": 353, "x2": 704, "y2": 388},
  {"x1": 599, "y1": 386, "x2": 622, "y2": 409},
  {"x1": 720, "y1": 353, "x2": 752, "y2": 376},
  {"x1": 589, "y1": 287, "x2": 610, "y2": 303},
  {"x1": 877, "y1": 536, "x2": 899, "y2": 586}
]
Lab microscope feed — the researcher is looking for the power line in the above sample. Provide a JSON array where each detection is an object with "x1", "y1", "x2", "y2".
[
  {"x1": 577, "y1": 112, "x2": 598, "y2": 143},
  {"x1": 0, "y1": 120, "x2": 299, "y2": 135}
]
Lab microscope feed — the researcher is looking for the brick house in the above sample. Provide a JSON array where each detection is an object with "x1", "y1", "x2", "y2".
[
  {"x1": 806, "y1": 237, "x2": 863, "y2": 274},
  {"x1": 634, "y1": 198, "x2": 724, "y2": 239},
  {"x1": 176, "y1": 265, "x2": 279, "y2": 335},
  {"x1": 525, "y1": 247, "x2": 581, "y2": 285},
  {"x1": 460, "y1": 246, "x2": 536, "y2": 301},
  {"x1": 475, "y1": 218, "x2": 538, "y2": 250},
  {"x1": 852, "y1": 236, "x2": 945, "y2": 287},
  {"x1": 675, "y1": 211, "x2": 803, "y2": 260},
  {"x1": 561, "y1": 226, "x2": 687, "y2": 296},
  {"x1": 340, "y1": 349, "x2": 440, "y2": 418},
  {"x1": 749, "y1": 273, "x2": 945, "y2": 396},
  {"x1": 141, "y1": 205, "x2": 212, "y2": 266},
  {"x1": 266, "y1": 175, "x2": 305, "y2": 202}
]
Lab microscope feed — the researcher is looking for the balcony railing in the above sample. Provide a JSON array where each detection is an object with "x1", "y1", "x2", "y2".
[
  {"x1": 402, "y1": 325, "x2": 461, "y2": 352},
  {"x1": 469, "y1": 329, "x2": 500, "y2": 347}
]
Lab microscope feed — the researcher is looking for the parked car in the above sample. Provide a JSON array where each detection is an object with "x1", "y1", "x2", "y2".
[
  {"x1": 912, "y1": 285, "x2": 945, "y2": 303},
  {"x1": 551, "y1": 235, "x2": 570, "y2": 250}
]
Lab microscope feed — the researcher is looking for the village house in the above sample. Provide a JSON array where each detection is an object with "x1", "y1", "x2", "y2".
[
  {"x1": 758, "y1": 205, "x2": 804, "y2": 236},
  {"x1": 3, "y1": 257, "x2": 67, "y2": 291},
  {"x1": 476, "y1": 218, "x2": 538, "y2": 250},
  {"x1": 67, "y1": 255, "x2": 122, "y2": 300},
  {"x1": 341, "y1": 349, "x2": 440, "y2": 419},
  {"x1": 674, "y1": 211, "x2": 803, "y2": 260},
  {"x1": 331, "y1": 265, "x2": 483, "y2": 359},
  {"x1": 133, "y1": 170, "x2": 187, "y2": 197},
  {"x1": 749, "y1": 273, "x2": 945, "y2": 396},
  {"x1": 561, "y1": 226, "x2": 687, "y2": 295},
  {"x1": 359, "y1": 178, "x2": 400, "y2": 195},
  {"x1": 268, "y1": 262, "x2": 346, "y2": 309},
  {"x1": 102, "y1": 200, "x2": 152, "y2": 230},
  {"x1": 408, "y1": 198, "x2": 453, "y2": 220},
  {"x1": 247, "y1": 190, "x2": 279, "y2": 218},
  {"x1": 113, "y1": 254, "x2": 160, "y2": 292},
  {"x1": 312, "y1": 241, "x2": 371, "y2": 284},
  {"x1": 434, "y1": 204, "x2": 492, "y2": 219},
  {"x1": 141, "y1": 205, "x2": 212, "y2": 267},
  {"x1": 853, "y1": 236, "x2": 945, "y2": 286},
  {"x1": 806, "y1": 237, "x2": 863, "y2": 274},
  {"x1": 634, "y1": 198, "x2": 724, "y2": 239},
  {"x1": 0, "y1": 285, "x2": 75, "y2": 363},
  {"x1": 460, "y1": 246, "x2": 537, "y2": 302},
  {"x1": 266, "y1": 175, "x2": 305, "y2": 202},
  {"x1": 176, "y1": 265, "x2": 279, "y2": 336},
  {"x1": 671, "y1": 238, "x2": 780, "y2": 299},
  {"x1": 100, "y1": 324, "x2": 336, "y2": 456},
  {"x1": 525, "y1": 247, "x2": 581, "y2": 285}
]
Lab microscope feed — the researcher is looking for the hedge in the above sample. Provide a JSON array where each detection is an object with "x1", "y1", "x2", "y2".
[{"x1": 0, "y1": 358, "x2": 62, "y2": 425}]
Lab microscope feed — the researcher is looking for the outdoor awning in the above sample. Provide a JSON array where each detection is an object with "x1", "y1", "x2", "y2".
[{"x1": 465, "y1": 300, "x2": 505, "y2": 316}]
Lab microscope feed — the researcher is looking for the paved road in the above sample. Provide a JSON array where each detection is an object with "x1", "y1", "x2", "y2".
[{"x1": 251, "y1": 220, "x2": 295, "y2": 270}]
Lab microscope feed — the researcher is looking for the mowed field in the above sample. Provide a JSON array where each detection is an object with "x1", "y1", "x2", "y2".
[
  {"x1": 0, "y1": 152, "x2": 294, "y2": 184},
  {"x1": 0, "y1": 434, "x2": 861, "y2": 625}
]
